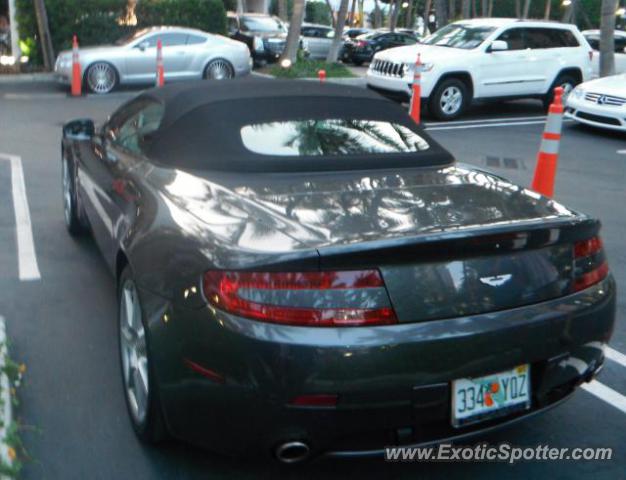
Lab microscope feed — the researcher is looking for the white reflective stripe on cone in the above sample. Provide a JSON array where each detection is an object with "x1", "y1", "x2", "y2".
[{"x1": 539, "y1": 138, "x2": 560, "y2": 155}]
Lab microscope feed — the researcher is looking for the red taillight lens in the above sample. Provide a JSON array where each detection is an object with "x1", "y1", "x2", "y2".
[
  {"x1": 203, "y1": 270, "x2": 397, "y2": 327},
  {"x1": 588, "y1": 50, "x2": 593, "y2": 61},
  {"x1": 572, "y1": 236, "x2": 608, "y2": 292},
  {"x1": 356, "y1": 40, "x2": 367, "y2": 47}
]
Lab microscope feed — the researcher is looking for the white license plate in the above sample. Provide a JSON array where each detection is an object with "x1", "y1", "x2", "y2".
[{"x1": 451, "y1": 364, "x2": 531, "y2": 427}]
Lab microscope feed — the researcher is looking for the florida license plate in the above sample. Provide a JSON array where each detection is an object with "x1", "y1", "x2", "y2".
[{"x1": 451, "y1": 364, "x2": 531, "y2": 427}]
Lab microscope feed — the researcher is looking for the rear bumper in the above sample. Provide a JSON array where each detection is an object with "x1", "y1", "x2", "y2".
[{"x1": 144, "y1": 276, "x2": 615, "y2": 459}]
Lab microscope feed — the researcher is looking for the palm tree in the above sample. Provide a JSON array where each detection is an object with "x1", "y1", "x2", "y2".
[
  {"x1": 280, "y1": 0, "x2": 306, "y2": 64},
  {"x1": 435, "y1": 0, "x2": 448, "y2": 27},
  {"x1": 544, "y1": 0, "x2": 551, "y2": 19},
  {"x1": 522, "y1": 0, "x2": 532, "y2": 18},
  {"x1": 599, "y1": 0, "x2": 618, "y2": 77},
  {"x1": 461, "y1": 0, "x2": 470, "y2": 18},
  {"x1": 326, "y1": 0, "x2": 350, "y2": 62},
  {"x1": 278, "y1": 0, "x2": 288, "y2": 21}
]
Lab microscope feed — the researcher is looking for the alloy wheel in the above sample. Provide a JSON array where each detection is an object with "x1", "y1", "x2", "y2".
[
  {"x1": 119, "y1": 280, "x2": 149, "y2": 425},
  {"x1": 440, "y1": 86, "x2": 463, "y2": 115},
  {"x1": 206, "y1": 60, "x2": 233, "y2": 80},
  {"x1": 87, "y1": 62, "x2": 116, "y2": 94}
]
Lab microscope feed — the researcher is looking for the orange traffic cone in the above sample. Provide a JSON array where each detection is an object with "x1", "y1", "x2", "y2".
[
  {"x1": 71, "y1": 35, "x2": 82, "y2": 97},
  {"x1": 156, "y1": 39, "x2": 164, "y2": 87},
  {"x1": 409, "y1": 53, "x2": 422, "y2": 124},
  {"x1": 318, "y1": 69, "x2": 326, "y2": 83},
  {"x1": 530, "y1": 87, "x2": 564, "y2": 198}
]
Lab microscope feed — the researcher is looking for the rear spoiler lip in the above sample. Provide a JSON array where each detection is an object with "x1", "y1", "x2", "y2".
[{"x1": 316, "y1": 215, "x2": 600, "y2": 268}]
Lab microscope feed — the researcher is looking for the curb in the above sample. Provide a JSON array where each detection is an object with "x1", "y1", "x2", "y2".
[
  {"x1": 0, "y1": 316, "x2": 14, "y2": 477},
  {"x1": 251, "y1": 70, "x2": 365, "y2": 87},
  {"x1": 0, "y1": 73, "x2": 55, "y2": 84}
]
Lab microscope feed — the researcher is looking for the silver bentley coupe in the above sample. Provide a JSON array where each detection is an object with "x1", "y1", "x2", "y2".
[{"x1": 54, "y1": 26, "x2": 251, "y2": 94}]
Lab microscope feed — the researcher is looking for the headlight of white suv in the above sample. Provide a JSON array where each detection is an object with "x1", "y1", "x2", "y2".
[
  {"x1": 253, "y1": 36, "x2": 264, "y2": 52},
  {"x1": 571, "y1": 86, "x2": 585, "y2": 99}
]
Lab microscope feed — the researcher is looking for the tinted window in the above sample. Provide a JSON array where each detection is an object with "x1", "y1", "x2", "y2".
[
  {"x1": 187, "y1": 34, "x2": 206, "y2": 45},
  {"x1": 399, "y1": 33, "x2": 417, "y2": 44},
  {"x1": 145, "y1": 33, "x2": 188, "y2": 48},
  {"x1": 240, "y1": 16, "x2": 285, "y2": 33},
  {"x1": 240, "y1": 120, "x2": 430, "y2": 156},
  {"x1": 525, "y1": 28, "x2": 579, "y2": 49},
  {"x1": 422, "y1": 23, "x2": 496, "y2": 49},
  {"x1": 227, "y1": 17, "x2": 238, "y2": 33},
  {"x1": 496, "y1": 28, "x2": 525, "y2": 50},
  {"x1": 585, "y1": 34, "x2": 600, "y2": 50},
  {"x1": 112, "y1": 103, "x2": 165, "y2": 155}
]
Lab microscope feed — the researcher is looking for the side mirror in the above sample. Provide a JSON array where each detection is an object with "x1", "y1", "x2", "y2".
[
  {"x1": 137, "y1": 40, "x2": 149, "y2": 51},
  {"x1": 488, "y1": 40, "x2": 509, "y2": 52},
  {"x1": 63, "y1": 119, "x2": 95, "y2": 140}
]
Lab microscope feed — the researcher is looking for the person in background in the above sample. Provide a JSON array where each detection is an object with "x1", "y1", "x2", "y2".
[{"x1": 0, "y1": 15, "x2": 11, "y2": 55}]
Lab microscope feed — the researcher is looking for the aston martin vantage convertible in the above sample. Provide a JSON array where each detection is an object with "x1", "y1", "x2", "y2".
[{"x1": 61, "y1": 79, "x2": 615, "y2": 463}]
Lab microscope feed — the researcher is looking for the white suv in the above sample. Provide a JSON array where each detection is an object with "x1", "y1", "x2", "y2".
[{"x1": 366, "y1": 19, "x2": 593, "y2": 120}]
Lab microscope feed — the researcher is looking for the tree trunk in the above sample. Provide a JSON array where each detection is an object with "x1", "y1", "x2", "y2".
[
  {"x1": 424, "y1": 0, "x2": 433, "y2": 33},
  {"x1": 349, "y1": 0, "x2": 358, "y2": 27},
  {"x1": 406, "y1": 0, "x2": 415, "y2": 28},
  {"x1": 373, "y1": 0, "x2": 382, "y2": 28},
  {"x1": 33, "y1": 0, "x2": 54, "y2": 70},
  {"x1": 280, "y1": 0, "x2": 306, "y2": 64},
  {"x1": 461, "y1": 0, "x2": 470, "y2": 18},
  {"x1": 522, "y1": 0, "x2": 531, "y2": 18},
  {"x1": 544, "y1": 0, "x2": 551, "y2": 20},
  {"x1": 487, "y1": 0, "x2": 494, "y2": 16},
  {"x1": 389, "y1": 0, "x2": 400, "y2": 31},
  {"x1": 599, "y1": 0, "x2": 618, "y2": 77},
  {"x1": 448, "y1": 0, "x2": 456, "y2": 20},
  {"x1": 481, "y1": 0, "x2": 488, "y2": 16},
  {"x1": 326, "y1": 0, "x2": 350, "y2": 62},
  {"x1": 278, "y1": 0, "x2": 287, "y2": 21},
  {"x1": 236, "y1": 0, "x2": 244, "y2": 14},
  {"x1": 435, "y1": 0, "x2": 448, "y2": 27},
  {"x1": 515, "y1": 0, "x2": 521, "y2": 18}
]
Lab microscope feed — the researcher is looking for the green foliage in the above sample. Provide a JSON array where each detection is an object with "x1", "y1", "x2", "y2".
[
  {"x1": 16, "y1": 0, "x2": 227, "y2": 66},
  {"x1": 305, "y1": 1, "x2": 332, "y2": 25},
  {"x1": 270, "y1": 0, "x2": 294, "y2": 19},
  {"x1": 136, "y1": 0, "x2": 226, "y2": 34},
  {"x1": 270, "y1": 59, "x2": 355, "y2": 78}
]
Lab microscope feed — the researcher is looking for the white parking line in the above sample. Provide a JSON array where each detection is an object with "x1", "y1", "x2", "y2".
[
  {"x1": 424, "y1": 115, "x2": 547, "y2": 127},
  {"x1": 618, "y1": 150, "x2": 626, "y2": 155},
  {"x1": 425, "y1": 120, "x2": 549, "y2": 131},
  {"x1": 605, "y1": 346, "x2": 626, "y2": 368},
  {"x1": 581, "y1": 380, "x2": 626, "y2": 415},
  {"x1": 0, "y1": 153, "x2": 41, "y2": 281}
]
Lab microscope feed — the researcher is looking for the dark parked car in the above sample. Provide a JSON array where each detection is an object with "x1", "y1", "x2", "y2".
[
  {"x1": 227, "y1": 12, "x2": 287, "y2": 65},
  {"x1": 342, "y1": 27, "x2": 371, "y2": 40},
  {"x1": 342, "y1": 30, "x2": 418, "y2": 65},
  {"x1": 61, "y1": 80, "x2": 615, "y2": 463}
]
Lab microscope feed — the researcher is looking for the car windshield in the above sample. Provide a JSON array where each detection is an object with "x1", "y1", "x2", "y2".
[
  {"x1": 421, "y1": 24, "x2": 496, "y2": 49},
  {"x1": 115, "y1": 28, "x2": 150, "y2": 46},
  {"x1": 240, "y1": 119, "x2": 430, "y2": 156},
  {"x1": 241, "y1": 16, "x2": 285, "y2": 32}
]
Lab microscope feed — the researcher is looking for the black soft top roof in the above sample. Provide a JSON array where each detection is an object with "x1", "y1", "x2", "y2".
[{"x1": 134, "y1": 78, "x2": 454, "y2": 172}]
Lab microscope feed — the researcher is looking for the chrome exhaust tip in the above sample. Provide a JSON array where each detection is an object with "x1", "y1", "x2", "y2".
[{"x1": 275, "y1": 441, "x2": 310, "y2": 464}]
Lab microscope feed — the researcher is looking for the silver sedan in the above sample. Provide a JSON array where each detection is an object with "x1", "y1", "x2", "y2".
[{"x1": 54, "y1": 27, "x2": 252, "y2": 94}]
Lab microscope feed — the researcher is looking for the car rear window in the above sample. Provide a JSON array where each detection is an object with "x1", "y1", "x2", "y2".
[
  {"x1": 240, "y1": 120, "x2": 430, "y2": 156},
  {"x1": 525, "y1": 28, "x2": 580, "y2": 48}
]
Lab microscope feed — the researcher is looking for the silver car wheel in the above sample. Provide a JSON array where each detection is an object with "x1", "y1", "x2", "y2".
[
  {"x1": 87, "y1": 62, "x2": 116, "y2": 94},
  {"x1": 205, "y1": 59, "x2": 233, "y2": 80},
  {"x1": 440, "y1": 86, "x2": 463, "y2": 115},
  {"x1": 62, "y1": 154, "x2": 72, "y2": 226},
  {"x1": 120, "y1": 279, "x2": 149, "y2": 425}
]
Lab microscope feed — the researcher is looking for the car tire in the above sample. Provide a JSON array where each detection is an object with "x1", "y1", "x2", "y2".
[
  {"x1": 429, "y1": 78, "x2": 469, "y2": 121},
  {"x1": 118, "y1": 266, "x2": 167, "y2": 444},
  {"x1": 203, "y1": 59, "x2": 235, "y2": 80},
  {"x1": 353, "y1": 59, "x2": 364, "y2": 66},
  {"x1": 543, "y1": 73, "x2": 579, "y2": 110},
  {"x1": 62, "y1": 149, "x2": 88, "y2": 236},
  {"x1": 84, "y1": 62, "x2": 118, "y2": 94}
]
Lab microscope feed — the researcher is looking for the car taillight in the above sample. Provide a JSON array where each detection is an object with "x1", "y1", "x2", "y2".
[
  {"x1": 356, "y1": 40, "x2": 367, "y2": 48},
  {"x1": 203, "y1": 270, "x2": 397, "y2": 327},
  {"x1": 589, "y1": 50, "x2": 593, "y2": 61},
  {"x1": 573, "y1": 236, "x2": 609, "y2": 292}
]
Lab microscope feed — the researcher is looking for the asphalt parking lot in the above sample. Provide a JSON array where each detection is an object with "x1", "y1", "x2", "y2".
[{"x1": 0, "y1": 78, "x2": 624, "y2": 479}]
